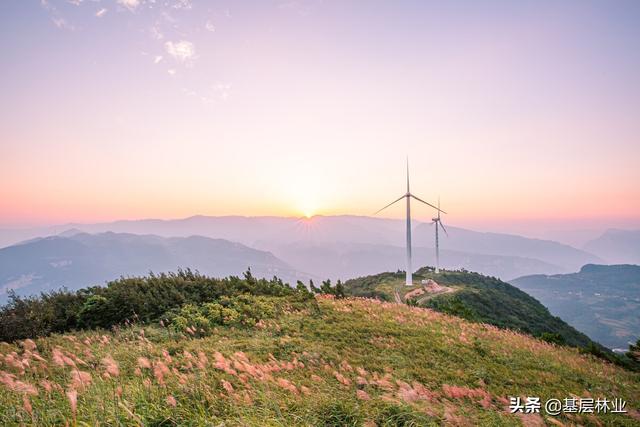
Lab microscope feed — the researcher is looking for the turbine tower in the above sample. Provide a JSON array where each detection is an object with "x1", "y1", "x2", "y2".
[
  {"x1": 375, "y1": 160, "x2": 445, "y2": 286},
  {"x1": 431, "y1": 197, "x2": 448, "y2": 274}
]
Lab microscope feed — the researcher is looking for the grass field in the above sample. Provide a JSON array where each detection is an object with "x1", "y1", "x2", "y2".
[{"x1": 1, "y1": 295, "x2": 639, "y2": 426}]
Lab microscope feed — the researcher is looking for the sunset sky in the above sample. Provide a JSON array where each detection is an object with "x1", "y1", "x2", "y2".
[{"x1": 1, "y1": 0, "x2": 639, "y2": 236}]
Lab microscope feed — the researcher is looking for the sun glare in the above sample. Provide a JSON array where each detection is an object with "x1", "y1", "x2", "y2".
[
  {"x1": 280, "y1": 168, "x2": 325, "y2": 219},
  {"x1": 299, "y1": 199, "x2": 316, "y2": 218}
]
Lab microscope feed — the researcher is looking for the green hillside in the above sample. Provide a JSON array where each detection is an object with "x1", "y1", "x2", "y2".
[
  {"x1": 1, "y1": 271, "x2": 639, "y2": 425},
  {"x1": 343, "y1": 267, "x2": 600, "y2": 350}
]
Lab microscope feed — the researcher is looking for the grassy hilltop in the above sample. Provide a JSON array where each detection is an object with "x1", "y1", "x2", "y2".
[
  {"x1": 0, "y1": 272, "x2": 639, "y2": 425},
  {"x1": 344, "y1": 267, "x2": 603, "y2": 350}
]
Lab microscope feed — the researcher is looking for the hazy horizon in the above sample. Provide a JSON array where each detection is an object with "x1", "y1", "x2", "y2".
[{"x1": 1, "y1": 212, "x2": 638, "y2": 249}]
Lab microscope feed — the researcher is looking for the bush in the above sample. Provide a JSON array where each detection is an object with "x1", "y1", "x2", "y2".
[
  {"x1": 0, "y1": 269, "x2": 315, "y2": 342},
  {"x1": 0, "y1": 290, "x2": 85, "y2": 342},
  {"x1": 423, "y1": 295, "x2": 478, "y2": 322},
  {"x1": 539, "y1": 332, "x2": 565, "y2": 346},
  {"x1": 77, "y1": 295, "x2": 110, "y2": 329},
  {"x1": 168, "y1": 294, "x2": 308, "y2": 336}
]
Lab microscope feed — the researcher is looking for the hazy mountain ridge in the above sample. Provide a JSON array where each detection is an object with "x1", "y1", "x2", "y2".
[
  {"x1": 0, "y1": 215, "x2": 602, "y2": 283},
  {"x1": 413, "y1": 224, "x2": 602, "y2": 272},
  {"x1": 0, "y1": 232, "x2": 307, "y2": 303},
  {"x1": 510, "y1": 264, "x2": 640, "y2": 349},
  {"x1": 261, "y1": 241, "x2": 564, "y2": 282},
  {"x1": 583, "y1": 229, "x2": 640, "y2": 264}
]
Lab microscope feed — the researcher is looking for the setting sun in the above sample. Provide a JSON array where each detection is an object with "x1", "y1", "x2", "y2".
[{"x1": 298, "y1": 197, "x2": 317, "y2": 219}]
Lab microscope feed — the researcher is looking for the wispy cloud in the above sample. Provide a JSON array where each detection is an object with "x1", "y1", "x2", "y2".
[
  {"x1": 154, "y1": 55, "x2": 163, "y2": 64},
  {"x1": 150, "y1": 24, "x2": 164, "y2": 40},
  {"x1": 205, "y1": 20, "x2": 216, "y2": 32},
  {"x1": 41, "y1": 0, "x2": 75, "y2": 30},
  {"x1": 95, "y1": 8, "x2": 108, "y2": 18},
  {"x1": 117, "y1": 0, "x2": 140, "y2": 12},
  {"x1": 52, "y1": 17, "x2": 75, "y2": 30},
  {"x1": 171, "y1": 0, "x2": 192, "y2": 10},
  {"x1": 164, "y1": 40, "x2": 195, "y2": 64}
]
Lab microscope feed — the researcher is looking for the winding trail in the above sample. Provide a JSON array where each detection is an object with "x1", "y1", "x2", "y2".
[{"x1": 415, "y1": 286, "x2": 456, "y2": 305}]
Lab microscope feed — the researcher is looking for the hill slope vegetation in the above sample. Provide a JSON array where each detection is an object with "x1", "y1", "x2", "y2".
[
  {"x1": 0, "y1": 273, "x2": 638, "y2": 425},
  {"x1": 343, "y1": 268, "x2": 600, "y2": 350}
]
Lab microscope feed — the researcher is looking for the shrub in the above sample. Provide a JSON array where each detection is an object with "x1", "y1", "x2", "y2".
[
  {"x1": 539, "y1": 332, "x2": 565, "y2": 346},
  {"x1": 0, "y1": 270, "x2": 314, "y2": 342},
  {"x1": 167, "y1": 294, "x2": 310, "y2": 336},
  {"x1": 77, "y1": 295, "x2": 110, "y2": 329}
]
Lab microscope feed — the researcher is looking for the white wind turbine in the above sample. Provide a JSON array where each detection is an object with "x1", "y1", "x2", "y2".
[
  {"x1": 374, "y1": 160, "x2": 445, "y2": 286},
  {"x1": 430, "y1": 197, "x2": 448, "y2": 274}
]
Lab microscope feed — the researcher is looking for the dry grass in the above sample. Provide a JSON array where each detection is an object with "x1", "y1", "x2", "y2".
[{"x1": 0, "y1": 296, "x2": 638, "y2": 426}]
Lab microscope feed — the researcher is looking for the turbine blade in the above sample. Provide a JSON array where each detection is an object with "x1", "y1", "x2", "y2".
[
  {"x1": 373, "y1": 195, "x2": 405, "y2": 215},
  {"x1": 410, "y1": 194, "x2": 447, "y2": 213},
  {"x1": 440, "y1": 222, "x2": 449, "y2": 236}
]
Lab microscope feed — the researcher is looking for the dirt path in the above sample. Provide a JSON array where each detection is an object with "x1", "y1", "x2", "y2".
[
  {"x1": 392, "y1": 280, "x2": 457, "y2": 306},
  {"x1": 415, "y1": 286, "x2": 456, "y2": 304}
]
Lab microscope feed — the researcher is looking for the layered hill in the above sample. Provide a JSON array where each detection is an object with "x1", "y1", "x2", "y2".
[
  {"x1": 343, "y1": 268, "x2": 599, "y2": 350},
  {"x1": 412, "y1": 224, "x2": 601, "y2": 273},
  {"x1": 0, "y1": 215, "x2": 602, "y2": 281},
  {"x1": 511, "y1": 264, "x2": 640, "y2": 350},
  {"x1": 0, "y1": 232, "x2": 306, "y2": 303},
  {"x1": 0, "y1": 289, "x2": 638, "y2": 425},
  {"x1": 267, "y1": 241, "x2": 564, "y2": 282},
  {"x1": 583, "y1": 229, "x2": 640, "y2": 264}
]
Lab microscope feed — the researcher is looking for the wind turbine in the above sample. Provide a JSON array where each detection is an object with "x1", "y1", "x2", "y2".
[
  {"x1": 374, "y1": 160, "x2": 445, "y2": 286},
  {"x1": 431, "y1": 197, "x2": 448, "y2": 274}
]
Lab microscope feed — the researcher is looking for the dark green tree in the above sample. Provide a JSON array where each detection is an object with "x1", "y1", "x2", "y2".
[
  {"x1": 335, "y1": 280, "x2": 345, "y2": 299},
  {"x1": 309, "y1": 279, "x2": 320, "y2": 294},
  {"x1": 320, "y1": 279, "x2": 333, "y2": 294},
  {"x1": 77, "y1": 295, "x2": 110, "y2": 329}
]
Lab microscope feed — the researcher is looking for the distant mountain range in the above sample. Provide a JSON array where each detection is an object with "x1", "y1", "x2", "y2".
[
  {"x1": 510, "y1": 264, "x2": 640, "y2": 350},
  {"x1": 261, "y1": 241, "x2": 564, "y2": 282},
  {"x1": 0, "y1": 216, "x2": 607, "y2": 282},
  {"x1": 583, "y1": 229, "x2": 640, "y2": 264},
  {"x1": 0, "y1": 232, "x2": 307, "y2": 303},
  {"x1": 411, "y1": 224, "x2": 600, "y2": 273}
]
